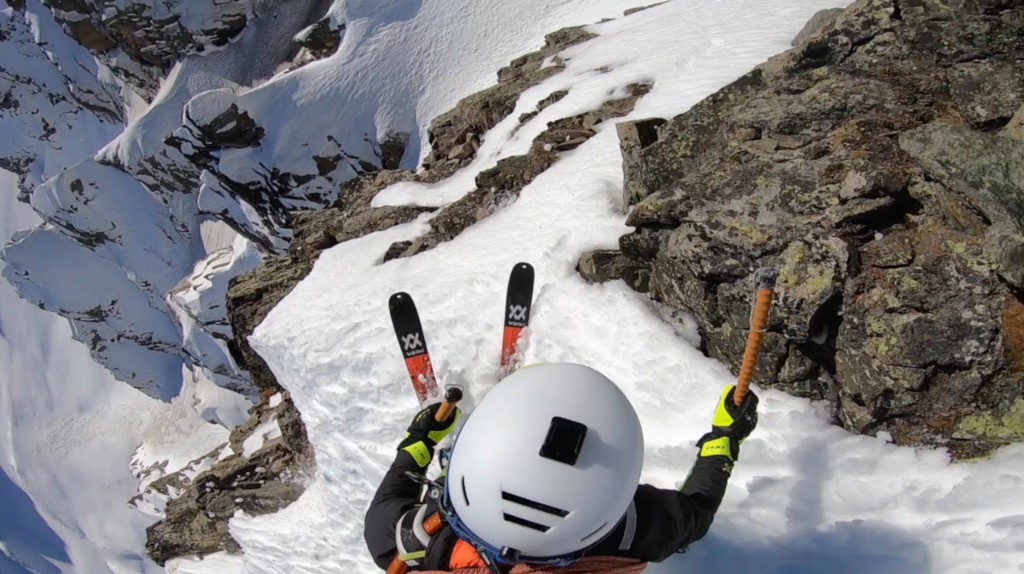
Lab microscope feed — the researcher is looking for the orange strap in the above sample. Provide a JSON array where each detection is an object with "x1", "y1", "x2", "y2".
[{"x1": 449, "y1": 539, "x2": 486, "y2": 569}]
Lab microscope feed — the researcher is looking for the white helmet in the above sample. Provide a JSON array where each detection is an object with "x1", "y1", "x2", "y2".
[{"x1": 444, "y1": 363, "x2": 644, "y2": 562}]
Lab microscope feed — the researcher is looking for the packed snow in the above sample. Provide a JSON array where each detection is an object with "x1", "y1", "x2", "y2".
[{"x1": 4, "y1": 1, "x2": 1024, "y2": 574}]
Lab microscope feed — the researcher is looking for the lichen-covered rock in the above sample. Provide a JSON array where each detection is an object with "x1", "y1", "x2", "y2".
[
  {"x1": 618, "y1": 118, "x2": 667, "y2": 210},
  {"x1": 577, "y1": 250, "x2": 649, "y2": 291},
  {"x1": 612, "y1": 0, "x2": 1024, "y2": 457},
  {"x1": 899, "y1": 123, "x2": 1024, "y2": 288},
  {"x1": 791, "y1": 7, "x2": 843, "y2": 46},
  {"x1": 1006, "y1": 105, "x2": 1024, "y2": 141}
]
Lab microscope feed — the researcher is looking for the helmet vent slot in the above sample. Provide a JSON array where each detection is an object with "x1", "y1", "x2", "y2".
[
  {"x1": 503, "y1": 513, "x2": 550, "y2": 532},
  {"x1": 580, "y1": 521, "x2": 609, "y2": 543},
  {"x1": 461, "y1": 476, "x2": 470, "y2": 507},
  {"x1": 501, "y1": 491, "x2": 569, "y2": 517}
]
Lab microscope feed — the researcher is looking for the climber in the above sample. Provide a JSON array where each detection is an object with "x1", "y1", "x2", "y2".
[{"x1": 363, "y1": 362, "x2": 758, "y2": 573}]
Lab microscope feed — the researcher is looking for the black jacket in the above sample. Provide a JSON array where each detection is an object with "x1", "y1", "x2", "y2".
[{"x1": 364, "y1": 448, "x2": 732, "y2": 570}]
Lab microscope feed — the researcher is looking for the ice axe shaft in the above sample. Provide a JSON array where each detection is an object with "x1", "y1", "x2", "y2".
[
  {"x1": 434, "y1": 385, "x2": 463, "y2": 422},
  {"x1": 386, "y1": 387, "x2": 461, "y2": 574},
  {"x1": 734, "y1": 269, "x2": 777, "y2": 407}
]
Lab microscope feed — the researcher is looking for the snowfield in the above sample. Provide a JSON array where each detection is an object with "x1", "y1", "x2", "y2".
[{"x1": 2, "y1": 0, "x2": 1024, "y2": 574}]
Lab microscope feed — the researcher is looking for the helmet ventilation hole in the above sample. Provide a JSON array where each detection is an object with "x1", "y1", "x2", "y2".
[
  {"x1": 580, "y1": 521, "x2": 608, "y2": 543},
  {"x1": 501, "y1": 491, "x2": 569, "y2": 517},
  {"x1": 461, "y1": 476, "x2": 470, "y2": 507},
  {"x1": 503, "y1": 513, "x2": 550, "y2": 532}
]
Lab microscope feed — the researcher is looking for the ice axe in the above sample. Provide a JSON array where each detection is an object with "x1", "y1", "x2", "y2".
[
  {"x1": 384, "y1": 385, "x2": 462, "y2": 574},
  {"x1": 434, "y1": 385, "x2": 463, "y2": 422},
  {"x1": 733, "y1": 268, "x2": 777, "y2": 406}
]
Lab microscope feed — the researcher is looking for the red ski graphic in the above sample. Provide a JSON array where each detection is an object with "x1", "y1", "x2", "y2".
[
  {"x1": 389, "y1": 292, "x2": 439, "y2": 405},
  {"x1": 499, "y1": 262, "x2": 535, "y2": 380}
]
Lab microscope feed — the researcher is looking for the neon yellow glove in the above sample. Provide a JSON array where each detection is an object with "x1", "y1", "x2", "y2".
[{"x1": 695, "y1": 385, "x2": 759, "y2": 461}]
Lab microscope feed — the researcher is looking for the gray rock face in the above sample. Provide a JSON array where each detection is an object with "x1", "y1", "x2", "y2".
[
  {"x1": 611, "y1": 0, "x2": 1024, "y2": 457},
  {"x1": 900, "y1": 123, "x2": 1024, "y2": 287},
  {"x1": 145, "y1": 391, "x2": 314, "y2": 565},
  {"x1": 41, "y1": 0, "x2": 251, "y2": 97},
  {"x1": 421, "y1": 27, "x2": 597, "y2": 181},
  {"x1": 791, "y1": 8, "x2": 843, "y2": 46}
]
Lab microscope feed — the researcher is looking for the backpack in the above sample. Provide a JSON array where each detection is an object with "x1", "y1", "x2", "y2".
[{"x1": 416, "y1": 556, "x2": 649, "y2": 574}]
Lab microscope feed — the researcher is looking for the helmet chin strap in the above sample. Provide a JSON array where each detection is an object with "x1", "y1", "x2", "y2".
[{"x1": 478, "y1": 549, "x2": 506, "y2": 574}]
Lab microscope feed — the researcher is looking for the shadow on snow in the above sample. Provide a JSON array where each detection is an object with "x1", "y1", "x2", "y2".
[
  {"x1": 647, "y1": 438, "x2": 930, "y2": 573},
  {"x1": 0, "y1": 468, "x2": 70, "y2": 574}
]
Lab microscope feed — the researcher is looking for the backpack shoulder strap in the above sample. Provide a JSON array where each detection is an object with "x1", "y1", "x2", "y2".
[{"x1": 395, "y1": 504, "x2": 433, "y2": 567}]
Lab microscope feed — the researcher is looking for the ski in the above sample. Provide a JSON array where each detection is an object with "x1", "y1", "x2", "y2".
[
  {"x1": 499, "y1": 262, "x2": 535, "y2": 380},
  {"x1": 389, "y1": 292, "x2": 439, "y2": 405}
]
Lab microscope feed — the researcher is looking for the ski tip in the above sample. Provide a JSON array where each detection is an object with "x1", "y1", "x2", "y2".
[
  {"x1": 389, "y1": 291, "x2": 412, "y2": 307},
  {"x1": 511, "y1": 262, "x2": 534, "y2": 278}
]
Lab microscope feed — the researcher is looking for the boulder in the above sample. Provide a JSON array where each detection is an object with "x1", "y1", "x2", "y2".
[{"x1": 612, "y1": 0, "x2": 1024, "y2": 457}]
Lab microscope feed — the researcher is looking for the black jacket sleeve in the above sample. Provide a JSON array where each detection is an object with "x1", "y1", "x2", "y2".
[
  {"x1": 363, "y1": 451, "x2": 425, "y2": 570},
  {"x1": 588, "y1": 455, "x2": 732, "y2": 562}
]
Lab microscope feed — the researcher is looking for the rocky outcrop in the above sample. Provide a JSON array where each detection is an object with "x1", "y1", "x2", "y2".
[
  {"x1": 290, "y1": 16, "x2": 345, "y2": 69},
  {"x1": 390, "y1": 82, "x2": 653, "y2": 259},
  {"x1": 421, "y1": 27, "x2": 597, "y2": 181},
  {"x1": 606, "y1": 0, "x2": 1024, "y2": 457},
  {"x1": 145, "y1": 390, "x2": 314, "y2": 565},
  {"x1": 41, "y1": 0, "x2": 251, "y2": 97},
  {"x1": 225, "y1": 169, "x2": 430, "y2": 392},
  {"x1": 0, "y1": 4, "x2": 122, "y2": 198}
]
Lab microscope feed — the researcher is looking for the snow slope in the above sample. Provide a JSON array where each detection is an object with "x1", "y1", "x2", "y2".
[
  {"x1": 198, "y1": 1, "x2": 1021, "y2": 573},
  {"x1": 0, "y1": 169, "x2": 164, "y2": 573},
  {"x1": 0, "y1": 4, "x2": 242, "y2": 569},
  {"x1": 1, "y1": 165, "x2": 242, "y2": 573}
]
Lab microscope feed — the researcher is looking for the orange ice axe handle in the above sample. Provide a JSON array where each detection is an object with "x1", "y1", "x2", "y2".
[
  {"x1": 434, "y1": 386, "x2": 463, "y2": 422},
  {"x1": 734, "y1": 269, "x2": 777, "y2": 407},
  {"x1": 385, "y1": 389, "x2": 457, "y2": 574}
]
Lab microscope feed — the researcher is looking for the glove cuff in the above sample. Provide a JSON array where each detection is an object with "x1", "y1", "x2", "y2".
[
  {"x1": 696, "y1": 430, "x2": 739, "y2": 461},
  {"x1": 698, "y1": 435, "x2": 733, "y2": 459},
  {"x1": 398, "y1": 435, "x2": 435, "y2": 468}
]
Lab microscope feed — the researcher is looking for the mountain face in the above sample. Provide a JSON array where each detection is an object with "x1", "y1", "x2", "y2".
[
  {"x1": 2, "y1": 0, "x2": 1023, "y2": 569},
  {"x1": 39, "y1": 0, "x2": 252, "y2": 98},
  {"x1": 1, "y1": 0, "x2": 352, "y2": 401}
]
